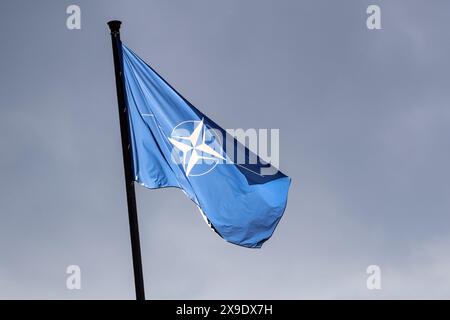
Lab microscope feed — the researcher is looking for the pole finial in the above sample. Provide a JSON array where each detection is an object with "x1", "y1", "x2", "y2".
[{"x1": 107, "y1": 20, "x2": 122, "y2": 35}]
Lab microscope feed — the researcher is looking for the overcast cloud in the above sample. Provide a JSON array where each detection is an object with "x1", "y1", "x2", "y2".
[{"x1": 0, "y1": 0, "x2": 450, "y2": 299}]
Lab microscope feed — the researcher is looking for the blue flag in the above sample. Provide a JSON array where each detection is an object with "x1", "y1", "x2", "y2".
[{"x1": 121, "y1": 44, "x2": 291, "y2": 248}]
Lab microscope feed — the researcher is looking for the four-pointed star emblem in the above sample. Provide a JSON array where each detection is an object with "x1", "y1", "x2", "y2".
[{"x1": 168, "y1": 120, "x2": 225, "y2": 176}]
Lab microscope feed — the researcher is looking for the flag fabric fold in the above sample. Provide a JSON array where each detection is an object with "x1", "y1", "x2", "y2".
[{"x1": 121, "y1": 44, "x2": 291, "y2": 248}]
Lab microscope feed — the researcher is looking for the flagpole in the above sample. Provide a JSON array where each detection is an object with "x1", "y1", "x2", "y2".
[{"x1": 107, "y1": 20, "x2": 146, "y2": 301}]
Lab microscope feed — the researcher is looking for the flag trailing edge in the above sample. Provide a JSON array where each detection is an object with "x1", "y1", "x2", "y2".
[{"x1": 121, "y1": 43, "x2": 291, "y2": 248}]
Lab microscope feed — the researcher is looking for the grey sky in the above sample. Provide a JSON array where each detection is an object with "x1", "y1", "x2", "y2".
[{"x1": 1, "y1": 0, "x2": 450, "y2": 299}]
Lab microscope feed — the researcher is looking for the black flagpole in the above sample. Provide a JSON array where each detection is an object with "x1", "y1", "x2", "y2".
[{"x1": 107, "y1": 20, "x2": 146, "y2": 300}]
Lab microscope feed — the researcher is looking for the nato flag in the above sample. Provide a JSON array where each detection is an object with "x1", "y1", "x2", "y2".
[{"x1": 121, "y1": 44, "x2": 291, "y2": 248}]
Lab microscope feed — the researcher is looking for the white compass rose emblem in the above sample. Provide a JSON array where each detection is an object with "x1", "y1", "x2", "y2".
[{"x1": 168, "y1": 119, "x2": 225, "y2": 177}]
